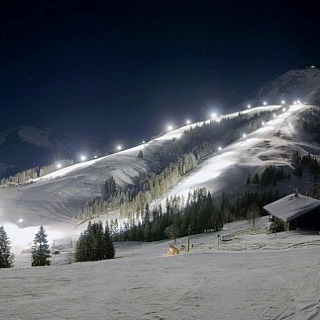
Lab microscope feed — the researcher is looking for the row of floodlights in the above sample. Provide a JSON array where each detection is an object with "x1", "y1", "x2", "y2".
[
  {"x1": 247, "y1": 99, "x2": 303, "y2": 109},
  {"x1": 55, "y1": 99, "x2": 303, "y2": 170}
]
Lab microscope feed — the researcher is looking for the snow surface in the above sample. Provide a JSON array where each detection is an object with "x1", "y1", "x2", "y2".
[
  {"x1": 263, "y1": 193, "x2": 320, "y2": 222},
  {"x1": 1, "y1": 218, "x2": 320, "y2": 320}
]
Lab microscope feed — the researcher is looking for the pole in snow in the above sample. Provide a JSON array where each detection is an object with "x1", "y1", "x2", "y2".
[{"x1": 187, "y1": 225, "x2": 191, "y2": 252}]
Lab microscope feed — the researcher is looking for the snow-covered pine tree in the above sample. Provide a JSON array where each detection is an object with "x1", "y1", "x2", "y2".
[
  {"x1": 0, "y1": 225, "x2": 14, "y2": 268},
  {"x1": 31, "y1": 225, "x2": 51, "y2": 266}
]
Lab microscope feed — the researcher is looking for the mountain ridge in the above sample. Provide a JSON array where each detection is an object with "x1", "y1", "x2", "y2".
[
  {"x1": 247, "y1": 66, "x2": 320, "y2": 105},
  {"x1": 0, "y1": 125, "x2": 106, "y2": 178}
]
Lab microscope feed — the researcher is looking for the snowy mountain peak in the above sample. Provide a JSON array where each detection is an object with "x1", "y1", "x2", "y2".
[
  {"x1": 248, "y1": 66, "x2": 320, "y2": 105},
  {"x1": 18, "y1": 126, "x2": 54, "y2": 148}
]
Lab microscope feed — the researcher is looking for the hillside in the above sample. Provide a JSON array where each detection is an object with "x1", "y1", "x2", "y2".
[
  {"x1": 163, "y1": 104, "x2": 320, "y2": 202},
  {"x1": 1, "y1": 102, "x2": 319, "y2": 238}
]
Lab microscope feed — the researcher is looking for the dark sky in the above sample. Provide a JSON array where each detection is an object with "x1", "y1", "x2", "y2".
[{"x1": 1, "y1": 0, "x2": 319, "y2": 147}]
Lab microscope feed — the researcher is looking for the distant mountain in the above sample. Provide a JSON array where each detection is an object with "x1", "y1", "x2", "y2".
[
  {"x1": 246, "y1": 66, "x2": 320, "y2": 105},
  {"x1": 0, "y1": 126, "x2": 106, "y2": 178}
]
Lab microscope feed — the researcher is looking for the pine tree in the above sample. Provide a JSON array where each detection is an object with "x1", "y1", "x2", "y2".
[
  {"x1": 31, "y1": 226, "x2": 51, "y2": 267},
  {"x1": 253, "y1": 173, "x2": 260, "y2": 184},
  {"x1": 75, "y1": 221, "x2": 115, "y2": 262},
  {"x1": 103, "y1": 176, "x2": 117, "y2": 199},
  {"x1": 75, "y1": 231, "x2": 87, "y2": 262},
  {"x1": 104, "y1": 222, "x2": 115, "y2": 259},
  {"x1": 0, "y1": 225, "x2": 14, "y2": 268}
]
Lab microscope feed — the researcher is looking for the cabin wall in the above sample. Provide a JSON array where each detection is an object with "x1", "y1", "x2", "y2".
[{"x1": 272, "y1": 216, "x2": 285, "y2": 231}]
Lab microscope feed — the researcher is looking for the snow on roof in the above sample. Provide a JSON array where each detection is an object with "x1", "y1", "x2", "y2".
[{"x1": 263, "y1": 193, "x2": 320, "y2": 222}]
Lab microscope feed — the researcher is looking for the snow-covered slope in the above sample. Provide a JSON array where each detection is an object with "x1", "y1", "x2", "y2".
[
  {"x1": 1, "y1": 102, "x2": 319, "y2": 233},
  {"x1": 247, "y1": 67, "x2": 320, "y2": 105},
  {"x1": 1, "y1": 218, "x2": 320, "y2": 320},
  {"x1": 161, "y1": 103, "x2": 320, "y2": 203}
]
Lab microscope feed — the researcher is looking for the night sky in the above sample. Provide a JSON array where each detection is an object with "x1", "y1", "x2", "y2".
[{"x1": 1, "y1": 0, "x2": 319, "y2": 148}]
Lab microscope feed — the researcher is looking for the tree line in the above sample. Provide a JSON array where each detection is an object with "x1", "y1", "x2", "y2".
[
  {"x1": 107, "y1": 187, "x2": 282, "y2": 243},
  {"x1": 246, "y1": 165, "x2": 289, "y2": 187},
  {"x1": 292, "y1": 151, "x2": 320, "y2": 178},
  {"x1": 0, "y1": 159, "x2": 74, "y2": 187},
  {"x1": 295, "y1": 107, "x2": 320, "y2": 143},
  {"x1": 108, "y1": 188, "x2": 223, "y2": 242}
]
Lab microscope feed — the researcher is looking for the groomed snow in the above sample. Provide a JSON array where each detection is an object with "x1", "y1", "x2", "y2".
[{"x1": 1, "y1": 218, "x2": 320, "y2": 320}]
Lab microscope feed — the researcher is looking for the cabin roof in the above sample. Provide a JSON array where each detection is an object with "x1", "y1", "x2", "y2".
[{"x1": 263, "y1": 193, "x2": 320, "y2": 222}]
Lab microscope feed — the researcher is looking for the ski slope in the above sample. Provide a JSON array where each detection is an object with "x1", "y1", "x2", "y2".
[
  {"x1": 0, "y1": 103, "x2": 314, "y2": 244},
  {"x1": 162, "y1": 104, "x2": 309, "y2": 201}
]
